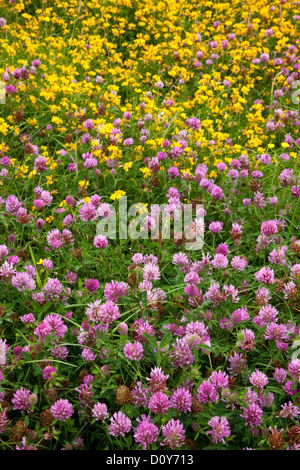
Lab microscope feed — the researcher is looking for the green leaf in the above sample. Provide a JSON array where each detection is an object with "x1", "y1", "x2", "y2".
[
  {"x1": 17, "y1": 371, "x2": 24, "y2": 381},
  {"x1": 291, "y1": 381, "x2": 298, "y2": 390},
  {"x1": 175, "y1": 267, "x2": 185, "y2": 283},
  {"x1": 159, "y1": 331, "x2": 172, "y2": 350},
  {"x1": 41, "y1": 302, "x2": 52, "y2": 314},
  {"x1": 144, "y1": 333, "x2": 158, "y2": 350},
  {"x1": 31, "y1": 301, "x2": 43, "y2": 312},
  {"x1": 141, "y1": 291, "x2": 147, "y2": 308},
  {"x1": 157, "y1": 349, "x2": 161, "y2": 367},
  {"x1": 193, "y1": 346, "x2": 198, "y2": 362},
  {"x1": 33, "y1": 364, "x2": 42, "y2": 375},
  {"x1": 199, "y1": 300, "x2": 212, "y2": 310},
  {"x1": 28, "y1": 245, "x2": 42, "y2": 289},
  {"x1": 21, "y1": 351, "x2": 32, "y2": 361}
]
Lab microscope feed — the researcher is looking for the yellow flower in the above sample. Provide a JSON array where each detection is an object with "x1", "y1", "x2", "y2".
[
  {"x1": 140, "y1": 167, "x2": 152, "y2": 178},
  {"x1": 135, "y1": 203, "x2": 148, "y2": 214},
  {"x1": 79, "y1": 180, "x2": 89, "y2": 188},
  {"x1": 110, "y1": 190, "x2": 126, "y2": 201},
  {"x1": 52, "y1": 116, "x2": 63, "y2": 126},
  {"x1": 46, "y1": 175, "x2": 54, "y2": 185},
  {"x1": 0, "y1": 118, "x2": 9, "y2": 135},
  {"x1": 26, "y1": 118, "x2": 37, "y2": 126},
  {"x1": 124, "y1": 161, "x2": 133, "y2": 172}
]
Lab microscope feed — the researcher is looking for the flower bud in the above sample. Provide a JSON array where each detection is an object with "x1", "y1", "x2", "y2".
[
  {"x1": 100, "y1": 364, "x2": 111, "y2": 379},
  {"x1": 191, "y1": 422, "x2": 201, "y2": 432},
  {"x1": 29, "y1": 393, "x2": 38, "y2": 406},
  {"x1": 117, "y1": 322, "x2": 128, "y2": 335}
]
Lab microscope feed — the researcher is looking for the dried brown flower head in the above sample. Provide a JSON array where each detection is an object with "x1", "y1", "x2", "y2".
[
  {"x1": 191, "y1": 396, "x2": 204, "y2": 415},
  {"x1": 115, "y1": 385, "x2": 132, "y2": 405},
  {"x1": 267, "y1": 427, "x2": 285, "y2": 450},
  {"x1": 287, "y1": 425, "x2": 300, "y2": 445},
  {"x1": 10, "y1": 420, "x2": 28, "y2": 442},
  {"x1": 40, "y1": 409, "x2": 54, "y2": 427},
  {"x1": 14, "y1": 110, "x2": 24, "y2": 122}
]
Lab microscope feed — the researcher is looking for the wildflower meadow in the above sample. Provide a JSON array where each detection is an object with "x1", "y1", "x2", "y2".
[{"x1": 0, "y1": 0, "x2": 300, "y2": 452}]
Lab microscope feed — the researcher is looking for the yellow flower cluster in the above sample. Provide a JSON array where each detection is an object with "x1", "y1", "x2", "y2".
[
  {"x1": 110, "y1": 190, "x2": 126, "y2": 200},
  {"x1": 0, "y1": 0, "x2": 299, "y2": 188}
]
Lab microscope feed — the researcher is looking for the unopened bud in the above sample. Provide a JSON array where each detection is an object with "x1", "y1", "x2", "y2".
[
  {"x1": 229, "y1": 391, "x2": 239, "y2": 403},
  {"x1": 191, "y1": 422, "x2": 201, "y2": 432},
  {"x1": 29, "y1": 393, "x2": 38, "y2": 406},
  {"x1": 190, "y1": 367, "x2": 200, "y2": 377},
  {"x1": 117, "y1": 322, "x2": 128, "y2": 335},
  {"x1": 203, "y1": 310, "x2": 212, "y2": 320},
  {"x1": 186, "y1": 333, "x2": 200, "y2": 348},
  {"x1": 101, "y1": 364, "x2": 111, "y2": 379},
  {"x1": 221, "y1": 387, "x2": 231, "y2": 399}
]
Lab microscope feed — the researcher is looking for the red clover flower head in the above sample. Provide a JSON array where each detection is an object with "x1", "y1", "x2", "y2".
[
  {"x1": 148, "y1": 392, "x2": 170, "y2": 414},
  {"x1": 117, "y1": 322, "x2": 128, "y2": 335},
  {"x1": 161, "y1": 419, "x2": 185, "y2": 450},
  {"x1": 42, "y1": 278, "x2": 63, "y2": 300},
  {"x1": 108, "y1": 411, "x2": 132, "y2": 437},
  {"x1": 104, "y1": 280, "x2": 129, "y2": 302},
  {"x1": 273, "y1": 367, "x2": 287, "y2": 383},
  {"x1": 42, "y1": 366, "x2": 57, "y2": 380},
  {"x1": 92, "y1": 402, "x2": 109, "y2": 421},
  {"x1": 50, "y1": 399, "x2": 74, "y2": 422},
  {"x1": 93, "y1": 234, "x2": 108, "y2": 248},
  {"x1": 85, "y1": 278, "x2": 100, "y2": 292},
  {"x1": 134, "y1": 415, "x2": 159, "y2": 450},
  {"x1": 255, "y1": 267, "x2": 275, "y2": 285},
  {"x1": 207, "y1": 416, "x2": 231, "y2": 444},
  {"x1": 11, "y1": 272, "x2": 36, "y2": 292},
  {"x1": 197, "y1": 380, "x2": 219, "y2": 404},
  {"x1": 12, "y1": 388, "x2": 33, "y2": 413},
  {"x1": 146, "y1": 366, "x2": 169, "y2": 393},
  {"x1": 249, "y1": 370, "x2": 268, "y2": 391},
  {"x1": 123, "y1": 341, "x2": 143, "y2": 361},
  {"x1": 210, "y1": 370, "x2": 229, "y2": 391},
  {"x1": 170, "y1": 387, "x2": 192, "y2": 413},
  {"x1": 240, "y1": 403, "x2": 263, "y2": 428}
]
